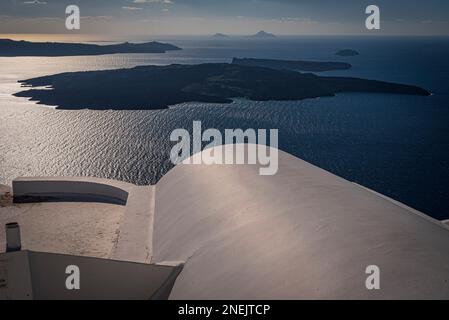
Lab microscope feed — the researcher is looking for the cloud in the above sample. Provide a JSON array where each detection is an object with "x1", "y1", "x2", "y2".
[
  {"x1": 279, "y1": 17, "x2": 318, "y2": 24},
  {"x1": 122, "y1": 6, "x2": 143, "y2": 10},
  {"x1": 421, "y1": 19, "x2": 448, "y2": 24},
  {"x1": 133, "y1": 0, "x2": 174, "y2": 4},
  {"x1": 23, "y1": 0, "x2": 47, "y2": 4},
  {"x1": 81, "y1": 16, "x2": 114, "y2": 21}
]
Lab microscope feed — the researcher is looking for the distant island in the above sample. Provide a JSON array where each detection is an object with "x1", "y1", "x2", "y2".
[
  {"x1": 249, "y1": 31, "x2": 276, "y2": 38},
  {"x1": 15, "y1": 63, "x2": 430, "y2": 110},
  {"x1": 213, "y1": 33, "x2": 229, "y2": 38},
  {"x1": 0, "y1": 39, "x2": 181, "y2": 57},
  {"x1": 232, "y1": 57, "x2": 351, "y2": 72},
  {"x1": 335, "y1": 49, "x2": 360, "y2": 57}
]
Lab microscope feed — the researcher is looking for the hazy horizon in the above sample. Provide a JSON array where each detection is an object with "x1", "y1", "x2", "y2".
[
  {"x1": 1, "y1": 0, "x2": 449, "y2": 39},
  {"x1": 2, "y1": 33, "x2": 449, "y2": 44}
]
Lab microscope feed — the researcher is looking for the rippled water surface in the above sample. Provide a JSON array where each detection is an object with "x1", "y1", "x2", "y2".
[{"x1": 1, "y1": 37, "x2": 449, "y2": 219}]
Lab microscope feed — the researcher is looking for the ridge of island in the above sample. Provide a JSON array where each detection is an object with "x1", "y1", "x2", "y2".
[
  {"x1": 15, "y1": 63, "x2": 430, "y2": 110},
  {"x1": 0, "y1": 39, "x2": 181, "y2": 57},
  {"x1": 232, "y1": 57, "x2": 352, "y2": 72}
]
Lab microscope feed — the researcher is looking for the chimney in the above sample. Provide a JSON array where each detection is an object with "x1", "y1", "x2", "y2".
[{"x1": 5, "y1": 222, "x2": 22, "y2": 252}]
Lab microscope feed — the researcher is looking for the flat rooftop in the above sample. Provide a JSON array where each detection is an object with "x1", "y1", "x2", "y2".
[{"x1": 0, "y1": 185, "x2": 124, "y2": 258}]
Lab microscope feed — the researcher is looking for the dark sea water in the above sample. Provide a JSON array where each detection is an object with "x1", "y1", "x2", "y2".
[{"x1": 1, "y1": 36, "x2": 448, "y2": 219}]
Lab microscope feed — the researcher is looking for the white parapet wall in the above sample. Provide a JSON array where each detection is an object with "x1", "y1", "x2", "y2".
[
  {"x1": 12, "y1": 176, "x2": 135, "y2": 205},
  {"x1": 0, "y1": 250, "x2": 183, "y2": 300},
  {"x1": 152, "y1": 144, "x2": 449, "y2": 299},
  {"x1": 111, "y1": 185, "x2": 156, "y2": 264}
]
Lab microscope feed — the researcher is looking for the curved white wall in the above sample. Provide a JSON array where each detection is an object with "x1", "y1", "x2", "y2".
[
  {"x1": 153, "y1": 145, "x2": 449, "y2": 299},
  {"x1": 13, "y1": 176, "x2": 134, "y2": 205}
]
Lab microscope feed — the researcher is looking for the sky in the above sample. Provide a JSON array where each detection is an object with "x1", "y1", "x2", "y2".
[{"x1": 0, "y1": 0, "x2": 449, "y2": 38}]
